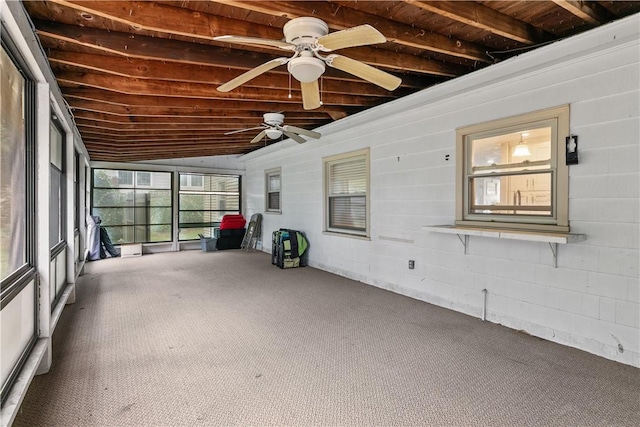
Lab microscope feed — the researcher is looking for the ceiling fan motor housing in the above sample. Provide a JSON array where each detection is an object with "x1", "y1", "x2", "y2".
[
  {"x1": 283, "y1": 17, "x2": 329, "y2": 45},
  {"x1": 263, "y1": 113, "x2": 285, "y2": 126}
]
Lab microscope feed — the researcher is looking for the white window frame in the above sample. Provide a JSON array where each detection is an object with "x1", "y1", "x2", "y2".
[
  {"x1": 323, "y1": 148, "x2": 370, "y2": 237},
  {"x1": 455, "y1": 105, "x2": 570, "y2": 232},
  {"x1": 265, "y1": 168, "x2": 281, "y2": 213}
]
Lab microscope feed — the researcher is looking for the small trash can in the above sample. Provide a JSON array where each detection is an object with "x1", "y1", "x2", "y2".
[{"x1": 200, "y1": 236, "x2": 217, "y2": 252}]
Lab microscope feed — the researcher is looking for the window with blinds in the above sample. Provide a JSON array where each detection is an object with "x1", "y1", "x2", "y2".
[
  {"x1": 324, "y1": 149, "x2": 369, "y2": 236},
  {"x1": 265, "y1": 168, "x2": 281, "y2": 213}
]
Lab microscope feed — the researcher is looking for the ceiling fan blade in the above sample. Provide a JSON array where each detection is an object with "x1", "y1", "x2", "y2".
[
  {"x1": 214, "y1": 35, "x2": 294, "y2": 51},
  {"x1": 326, "y1": 54, "x2": 401, "y2": 91},
  {"x1": 283, "y1": 125, "x2": 321, "y2": 139},
  {"x1": 282, "y1": 130, "x2": 306, "y2": 144},
  {"x1": 224, "y1": 126, "x2": 266, "y2": 135},
  {"x1": 217, "y1": 57, "x2": 289, "y2": 92},
  {"x1": 317, "y1": 25, "x2": 387, "y2": 52},
  {"x1": 301, "y1": 80, "x2": 321, "y2": 110},
  {"x1": 250, "y1": 130, "x2": 268, "y2": 144}
]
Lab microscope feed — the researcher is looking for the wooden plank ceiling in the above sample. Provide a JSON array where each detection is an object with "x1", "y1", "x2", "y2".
[{"x1": 23, "y1": 1, "x2": 640, "y2": 161}]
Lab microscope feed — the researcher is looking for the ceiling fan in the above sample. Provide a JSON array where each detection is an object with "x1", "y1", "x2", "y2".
[
  {"x1": 214, "y1": 17, "x2": 402, "y2": 110},
  {"x1": 225, "y1": 113, "x2": 321, "y2": 144}
]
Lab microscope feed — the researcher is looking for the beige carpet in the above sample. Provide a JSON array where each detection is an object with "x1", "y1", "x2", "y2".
[{"x1": 12, "y1": 250, "x2": 640, "y2": 426}]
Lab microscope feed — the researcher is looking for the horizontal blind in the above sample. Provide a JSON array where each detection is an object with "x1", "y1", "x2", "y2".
[
  {"x1": 268, "y1": 174, "x2": 280, "y2": 192},
  {"x1": 329, "y1": 195, "x2": 365, "y2": 231},
  {"x1": 329, "y1": 157, "x2": 366, "y2": 195}
]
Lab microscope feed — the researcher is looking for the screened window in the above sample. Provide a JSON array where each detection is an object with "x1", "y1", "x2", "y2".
[
  {"x1": 324, "y1": 149, "x2": 369, "y2": 236},
  {"x1": 1, "y1": 38, "x2": 38, "y2": 405},
  {"x1": 265, "y1": 168, "x2": 281, "y2": 213},
  {"x1": 456, "y1": 105, "x2": 570, "y2": 231},
  {"x1": 1, "y1": 46, "x2": 27, "y2": 282},
  {"x1": 50, "y1": 117, "x2": 65, "y2": 248},
  {"x1": 178, "y1": 173, "x2": 241, "y2": 240},
  {"x1": 92, "y1": 169, "x2": 172, "y2": 243}
]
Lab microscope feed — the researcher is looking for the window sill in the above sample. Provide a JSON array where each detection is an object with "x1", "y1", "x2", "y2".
[
  {"x1": 322, "y1": 231, "x2": 370, "y2": 241},
  {"x1": 423, "y1": 225, "x2": 586, "y2": 267}
]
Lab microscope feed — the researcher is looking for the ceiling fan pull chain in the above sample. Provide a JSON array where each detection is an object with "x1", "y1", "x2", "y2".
[
  {"x1": 288, "y1": 73, "x2": 292, "y2": 99},
  {"x1": 320, "y1": 76, "x2": 324, "y2": 106}
]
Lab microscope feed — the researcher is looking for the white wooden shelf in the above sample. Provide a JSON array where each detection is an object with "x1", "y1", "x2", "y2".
[{"x1": 422, "y1": 225, "x2": 586, "y2": 267}]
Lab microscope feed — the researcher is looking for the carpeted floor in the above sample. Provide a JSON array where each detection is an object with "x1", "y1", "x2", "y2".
[{"x1": 12, "y1": 250, "x2": 640, "y2": 426}]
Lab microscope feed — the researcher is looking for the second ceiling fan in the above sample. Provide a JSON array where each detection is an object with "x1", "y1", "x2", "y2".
[
  {"x1": 225, "y1": 113, "x2": 321, "y2": 144},
  {"x1": 214, "y1": 17, "x2": 402, "y2": 110}
]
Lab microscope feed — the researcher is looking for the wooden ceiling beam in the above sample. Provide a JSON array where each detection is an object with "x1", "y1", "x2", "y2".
[
  {"x1": 47, "y1": 0, "x2": 284, "y2": 41},
  {"x1": 89, "y1": 150, "x2": 257, "y2": 162},
  {"x1": 78, "y1": 127, "x2": 331, "y2": 139},
  {"x1": 81, "y1": 134, "x2": 281, "y2": 147},
  {"x1": 62, "y1": 88, "x2": 355, "y2": 114},
  {"x1": 35, "y1": 19, "x2": 463, "y2": 78},
  {"x1": 551, "y1": 0, "x2": 616, "y2": 25},
  {"x1": 403, "y1": 0, "x2": 552, "y2": 45},
  {"x1": 68, "y1": 99, "x2": 329, "y2": 119},
  {"x1": 48, "y1": 50, "x2": 407, "y2": 96},
  {"x1": 81, "y1": 133, "x2": 319, "y2": 144},
  {"x1": 56, "y1": 71, "x2": 386, "y2": 107},
  {"x1": 72, "y1": 110, "x2": 320, "y2": 125},
  {"x1": 217, "y1": 0, "x2": 490, "y2": 62},
  {"x1": 74, "y1": 118, "x2": 323, "y2": 132}
]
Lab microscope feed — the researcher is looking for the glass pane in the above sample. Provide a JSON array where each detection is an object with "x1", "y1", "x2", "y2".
[
  {"x1": 136, "y1": 225, "x2": 171, "y2": 243},
  {"x1": 470, "y1": 172, "x2": 552, "y2": 216},
  {"x1": 204, "y1": 175, "x2": 239, "y2": 193},
  {"x1": 179, "y1": 211, "x2": 220, "y2": 225},
  {"x1": 102, "y1": 226, "x2": 132, "y2": 244},
  {"x1": 329, "y1": 158, "x2": 366, "y2": 195},
  {"x1": 136, "y1": 171, "x2": 151, "y2": 186},
  {"x1": 471, "y1": 126, "x2": 552, "y2": 174},
  {"x1": 268, "y1": 174, "x2": 280, "y2": 192},
  {"x1": 268, "y1": 192, "x2": 280, "y2": 210},
  {"x1": 147, "y1": 171, "x2": 171, "y2": 189},
  {"x1": 50, "y1": 122, "x2": 63, "y2": 170},
  {"x1": 179, "y1": 194, "x2": 239, "y2": 211},
  {"x1": 50, "y1": 168, "x2": 62, "y2": 246},
  {"x1": 148, "y1": 207, "x2": 172, "y2": 224},
  {"x1": 178, "y1": 173, "x2": 240, "y2": 240},
  {"x1": 92, "y1": 207, "x2": 134, "y2": 226},
  {"x1": 94, "y1": 170, "x2": 123, "y2": 188},
  {"x1": 329, "y1": 196, "x2": 366, "y2": 231},
  {"x1": 93, "y1": 188, "x2": 135, "y2": 207},
  {"x1": 149, "y1": 190, "x2": 171, "y2": 206},
  {"x1": 1, "y1": 47, "x2": 27, "y2": 281}
]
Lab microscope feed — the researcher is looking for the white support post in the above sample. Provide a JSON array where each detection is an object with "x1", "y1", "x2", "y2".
[
  {"x1": 35, "y1": 82, "x2": 52, "y2": 374},
  {"x1": 65, "y1": 128, "x2": 76, "y2": 304}
]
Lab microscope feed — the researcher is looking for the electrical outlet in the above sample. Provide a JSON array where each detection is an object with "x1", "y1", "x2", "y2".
[{"x1": 408, "y1": 260, "x2": 415, "y2": 269}]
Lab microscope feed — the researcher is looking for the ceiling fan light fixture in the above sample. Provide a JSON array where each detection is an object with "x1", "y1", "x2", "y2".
[
  {"x1": 265, "y1": 129, "x2": 283, "y2": 139},
  {"x1": 288, "y1": 56, "x2": 325, "y2": 83}
]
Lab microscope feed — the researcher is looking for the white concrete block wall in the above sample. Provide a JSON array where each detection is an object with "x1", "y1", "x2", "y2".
[{"x1": 241, "y1": 16, "x2": 640, "y2": 366}]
